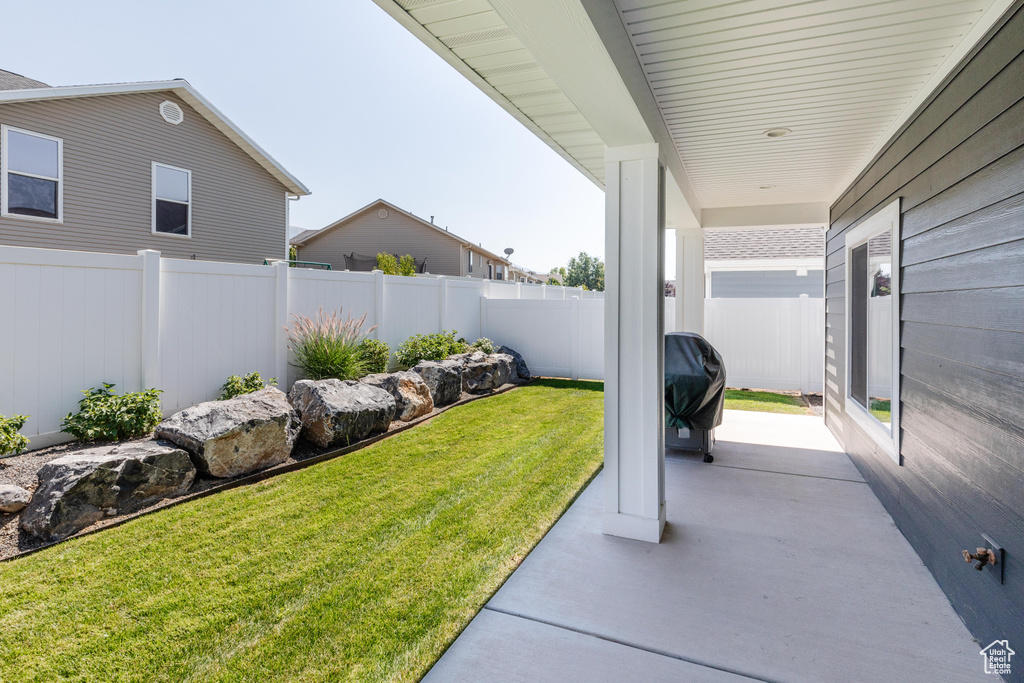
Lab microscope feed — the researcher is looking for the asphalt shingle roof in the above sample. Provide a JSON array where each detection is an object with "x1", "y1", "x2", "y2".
[
  {"x1": 0, "y1": 69, "x2": 49, "y2": 91},
  {"x1": 704, "y1": 226, "x2": 824, "y2": 261}
]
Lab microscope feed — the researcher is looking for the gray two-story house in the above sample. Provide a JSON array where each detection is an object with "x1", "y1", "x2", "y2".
[{"x1": 0, "y1": 69, "x2": 309, "y2": 263}]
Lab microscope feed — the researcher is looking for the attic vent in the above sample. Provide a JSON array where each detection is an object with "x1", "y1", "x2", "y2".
[
  {"x1": 377, "y1": 208, "x2": 389, "y2": 219},
  {"x1": 159, "y1": 101, "x2": 184, "y2": 125}
]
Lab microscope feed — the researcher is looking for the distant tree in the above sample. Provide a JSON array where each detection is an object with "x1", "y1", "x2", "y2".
[
  {"x1": 288, "y1": 245, "x2": 298, "y2": 261},
  {"x1": 546, "y1": 277, "x2": 561, "y2": 286},
  {"x1": 564, "y1": 252, "x2": 604, "y2": 291}
]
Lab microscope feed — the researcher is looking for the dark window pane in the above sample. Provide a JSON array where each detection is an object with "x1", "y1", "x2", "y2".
[
  {"x1": 156, "y1": 199, "x2": 188, "y2": 235},
  {"x1": 7, "y1": 173, "x2": 57, "y2": 219},
  {"x1": 850, "y1": 243, "x2": 868, "y2": 410}
]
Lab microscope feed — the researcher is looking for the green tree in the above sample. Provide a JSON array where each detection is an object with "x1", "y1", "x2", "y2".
[
  {"x1": 546, "y1": 277, "x2": 561, "y2": 285},
  {"x1": 563, "y1": 252, "x2": 604, "y2": 291}
]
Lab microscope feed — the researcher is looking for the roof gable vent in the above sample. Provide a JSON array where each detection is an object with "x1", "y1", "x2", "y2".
[
  {"x1": 159, "y1": 100, "x2": 184, "y2": 125},
  {"x1": 377, "y1": 208, "x2": 389, "y2": 219}
]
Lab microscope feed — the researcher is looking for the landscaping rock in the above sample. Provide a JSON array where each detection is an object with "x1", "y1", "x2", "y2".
[
  {"x1": 156, "y1": 387, "x2": 300, "y2": 478},
  {"x1": 497, "y1": 345, "x2": 531, "y2": 382},
  {"x1": 412, "y1": 359, "x2": 463, "y2": 407},
  {"x1": 19, "y1": 441, "x2": 195, "y2": 541},
  {"x1": 462, "y1": 353, "x2": 514, "y2": 393},
  {"x1": 0, "y1": 485, "x2": 31, "y2": 513},
  {"x1": 288, "y1": 379, "x2": 396, "y2": 448},
  {"x1": 360, "y1": 371, "x2": 433, "y2": 422}
]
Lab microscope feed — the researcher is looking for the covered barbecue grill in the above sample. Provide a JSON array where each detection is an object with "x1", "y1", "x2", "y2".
[{"x1": 664, "y1": 332, "x2": 726, "y2": 462}]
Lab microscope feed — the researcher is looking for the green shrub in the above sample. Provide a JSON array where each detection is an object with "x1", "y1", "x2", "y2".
[
  {"x1": 395, "y1": 330, "x2": 465, "y2": 368},
  {"x1": 288, "y1": 308, "x2": 371, "y2": 380},
  {"x1": 398, "y1": 254, "x2": 416, "y2": 277},
  {"x1": 219, "y1": 372, "x2": 277, "y2": 400},
  {"x1": 0, "y1": 414, "x2": 29, "y2": 457},
  {"x1": 471, "y1": 337, "x2": 495, "y2": 354},
  {"x1": 357, "y1": 339, "x2": 390, "y2": 374},
  {"x1": 376, "y1": 253, "x2": 398, "y2": 275},
  {"x1": 61, "y1": 384, "x2": 163, "y2": 442}
]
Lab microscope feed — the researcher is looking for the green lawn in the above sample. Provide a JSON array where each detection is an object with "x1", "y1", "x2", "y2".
[
  {"x1": 0, "y1": 380, "x2": 604, "y2": 683},
  {"x1": 870, "y1": 398, "x2": 892, "y2": 423},
  {"x1": 724, "y1": 389, "x2": 809, "y2": 415}
]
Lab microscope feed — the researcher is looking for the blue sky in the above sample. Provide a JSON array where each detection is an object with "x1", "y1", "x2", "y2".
[{"x1": 3, "y1": 0, "x2": 606, "y2": 274}]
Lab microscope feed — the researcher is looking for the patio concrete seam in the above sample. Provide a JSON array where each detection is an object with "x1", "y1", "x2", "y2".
[
  {"x1": 482, "y1": 605, "x2": 782, "y2": 683},
  {"x1": 675, "y1": 460, "x2": 867, "y2": 484}
]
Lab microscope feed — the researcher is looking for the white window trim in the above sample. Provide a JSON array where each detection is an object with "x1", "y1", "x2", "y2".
[
  {"x1": 844, "y1": 197, "x2": 901, "y2": 464},
  {"x1": 151, "y1": 161, "x2": 192, "y2": 238},
  {"x1": 0, "y1": 124, "x2": 64, "y2": 223}
]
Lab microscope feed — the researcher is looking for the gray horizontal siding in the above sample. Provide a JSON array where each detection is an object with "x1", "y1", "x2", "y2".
[
  {"x1": 710, "y1": 269, "x2": 823, "y2": 298},
  {"x1": 826, "y1": 1, "x2": 1024, "y2": 654},
  {"x1": 0, "y1": 91, "x2": 288, "y2": 264}
]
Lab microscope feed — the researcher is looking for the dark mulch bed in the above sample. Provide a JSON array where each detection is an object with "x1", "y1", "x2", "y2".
[
  {"x1": 803, "y1": 392, "x2": 823, "y2": 417},
  {"x1": 0, "y1": 385, "x2": 517, "y2": 562}
]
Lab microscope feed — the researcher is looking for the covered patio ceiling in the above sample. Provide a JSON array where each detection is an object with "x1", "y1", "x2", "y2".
[{"x1": 373, "y1": 0, "x2": 1012, "y2": 228}]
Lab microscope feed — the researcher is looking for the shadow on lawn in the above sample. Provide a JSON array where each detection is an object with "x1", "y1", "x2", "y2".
[{"x1": 534, "y1": 378, "x2": 604, "y2": 392}]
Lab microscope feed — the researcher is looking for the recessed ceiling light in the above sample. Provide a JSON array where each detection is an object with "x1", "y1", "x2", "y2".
[
  {"x1": 764, "y1": 128, "x2": 791, "y2": 138},
  {"x1": 759, "y1": 185, "x2": 775, "y2": 190}
]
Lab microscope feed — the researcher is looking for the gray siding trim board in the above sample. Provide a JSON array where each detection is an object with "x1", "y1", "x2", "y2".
[
  {"x1": 0, "y1": 91, "x2": 289, "y2": 264},
  {"x1": 826, "y1": 1, "x2": 1024, "y2": 655}
]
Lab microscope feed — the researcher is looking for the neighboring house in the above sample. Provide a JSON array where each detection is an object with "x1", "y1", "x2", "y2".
[
  {"x1": 507, "y1": 264, "x2": 549, "y2": 284},
  {"x1": 0, "y1": 69, "x2": 309, "y2": 264},
  {"x1": 291, "y1": 198, "x2": 522, "y2": 279},
  {"x1": 703, "y1": 226, "x2": 824, "y2": 298}
]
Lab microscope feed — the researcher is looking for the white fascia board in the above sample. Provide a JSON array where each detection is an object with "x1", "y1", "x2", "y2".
[
  {"x1": 371, "y1": 0, "x2": 603, "y2": 188},
  {"x1": 0, "y1": 80, "x2": 310, "y2": 197},
  {"x1": 833, "y1": 0, "x2": 1016, "y2": 205},
  {"x1": 701, "y1": 203, "x2": 830, "y2": 229},
  {"x1": 705, "y1": 257, "x2": 824, "y2": 273}
]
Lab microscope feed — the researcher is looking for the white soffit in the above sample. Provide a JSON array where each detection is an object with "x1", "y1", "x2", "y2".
[{"x1": 614, "y1": 0, "x2": 1010, "y2": 208}]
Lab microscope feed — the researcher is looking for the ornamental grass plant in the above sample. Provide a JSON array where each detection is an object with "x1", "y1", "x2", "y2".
[{"x1": 287, "y1": 308, "x2": 374, "y2": 381}]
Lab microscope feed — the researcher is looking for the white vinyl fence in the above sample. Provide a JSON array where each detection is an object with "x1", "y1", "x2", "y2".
[{"x1": 0, "y1": 246, "x2": 598, "y2": 449}]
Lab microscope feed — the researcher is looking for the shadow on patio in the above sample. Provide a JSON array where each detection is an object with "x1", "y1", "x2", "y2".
[{"x1": 425, "y1": 410, "x2": 984, "y2": 682}]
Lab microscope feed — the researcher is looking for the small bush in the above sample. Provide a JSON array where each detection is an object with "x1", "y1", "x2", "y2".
[
  {"x1": 0, "y1": 414, "x2": 29, "y2": 457},
  {"x1": 61, "y1": 384, "x2": 163, "y2": 442},
  {"x1": 376, "y1": 253, "x2": 398, "y2": 275},
  {"x1": 288, "y1": 308, "x2": 372, "y2": 380},
  {"x1": 219, "y1": 372, "x2": 277, "y2": 400},
  {"x1": 471, "y1": 337, "x2": 495, "y2": 354},
  {"x1": 395, "y1": 330, "x2": 465, "y2": 368},
  {"x1": 357, "y1": 339, "x2": 391, "y2": 374},
  {"x1": 398, "y1": 254, "x2": 416, "y2": 277}
]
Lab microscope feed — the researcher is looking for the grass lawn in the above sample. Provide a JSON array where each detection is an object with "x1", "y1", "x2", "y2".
[
  {"x1": 0, "y1": 380, "x2": 604, "y2": 683},
  {"x1": 724, "y1": 389, "x2": 809, "y2": 415},
  {"x1": 870, "y1": 398, "x2": 892, "y2": 423}
]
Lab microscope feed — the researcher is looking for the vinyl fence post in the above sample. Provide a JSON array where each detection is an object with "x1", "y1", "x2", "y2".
[
  {"x1": 516, "y1": 282, "x2": 522, "y2": 299},
  {"x1": 480, "y1": 295, "x2": 488, "y2": 340},
  {"x1": 570, "y1": 295, "x2": 580, "y2": 381},
  {"x1": 438, "y1": 276, "x2": 448, "y2": 332},
  {"x1": 373, "y1": 269, "x2": 386, "y2": 342},
  {"x1": 799, "y1": 293, "x2": 810, "y2": 395},
  {"x1": 138, "y1": 249, "x2": 161, "y2": 392},
  {"x1": 541, "y1": 283, "x2": 547, "y2": 300},
  {"x1": 274, "y1": 260, "x2": 290, "y2": 389}
]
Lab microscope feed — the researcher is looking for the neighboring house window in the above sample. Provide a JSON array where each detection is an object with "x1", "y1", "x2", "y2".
[
  {"x1": 496, "y1": 265, "x2": 504, "y2": 280},
  {"x1": 488, "y1": 264, "x2": 493, "y2": 279},
  {"x1": 1, "y1": 125, "x2": 63, "y2": 221},
  {"x1": 845, "y1": 198, "x2": 900, "y2": 463},
  {"x1": 468, "y1": 250, "x2": 473, "y2": 274},
  {"x1": 152, "y1": 162, "x2": 191, "y2": 236}
]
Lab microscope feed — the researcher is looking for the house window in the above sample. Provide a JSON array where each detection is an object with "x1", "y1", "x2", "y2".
[
  {"x1": 152, "y1": 162, "x2": 191, "y2": 236},
  {"x1": 845, "y1": 198, "x2": 900, "y2": 463},
  {"x1": 496, "y1": 265, "x2": 504, "y2": 280},
  {"x1": 1, "y1": 125, "x2": 63, "y2": 221},
  {"x1": 488, "y1": 263, "x2": 493, "y2": 279},
  {"x1": 468, "y1": 250, "x2": 473, "y2": 274}
]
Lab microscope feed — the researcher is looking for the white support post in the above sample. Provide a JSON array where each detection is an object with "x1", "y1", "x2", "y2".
[
  {"x1": 675, "y1": 227, "x2": 705, "y2": 335},
  {"x1": 799, "y1": 293, "x2": 810, "y2": 395},
  {"x1": 603, "y1": 143, "x2": 666, "y2": 543},
  {"x1": 569, "y1": 295, "x2": 580, "y2": 380},
  {"x1": 138, "y1": 249, "x2": 161, "y2": 392},
  {"x1": 479, "y1": 295, "x2": 488, "y2": 339},
  {"x1": 541, "y1": 283, "x2": 547, "y2": 300},
  {"x1": 274, "y1": 260, "x2": 290, "y2": 388},
  {"x1": 373, "y1": 269, "x2": 385, "y2": 341},
  {"x1": 516, "y1": 281, "x2": 523, "y2": 299},
  {"x1": 438, "y1": 276, "x2": 448, "y2": 332}
]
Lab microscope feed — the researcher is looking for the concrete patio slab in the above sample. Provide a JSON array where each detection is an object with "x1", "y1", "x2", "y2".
[{"x1": 428, "y1": 411, "x2": 985, "y2": 682}]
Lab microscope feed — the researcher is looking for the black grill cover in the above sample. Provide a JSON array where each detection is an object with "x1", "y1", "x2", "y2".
[{"x1": 664, "y1": 332, "x2": 726, "y2": 431}]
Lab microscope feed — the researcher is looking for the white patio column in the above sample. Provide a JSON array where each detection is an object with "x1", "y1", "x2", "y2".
[
  {"x1": 674, "y1": 227, "x2": 705, "y2": 335},
  {"x1": 603, "y1": 143, "x2": 666, "y2": 543}
]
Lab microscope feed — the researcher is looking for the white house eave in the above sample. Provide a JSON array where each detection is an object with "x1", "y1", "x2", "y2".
[{"x1": 0, "y1": 80, "x2": 310, "y2": 197}]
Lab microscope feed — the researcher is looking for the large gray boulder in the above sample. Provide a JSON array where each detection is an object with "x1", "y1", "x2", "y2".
[
  {"x1": 288, "y1": 379, "x2": 396, "y2": 448},
  {"x1": 19, "y1": 441, "x2": 196, "y2": 541},
  {"x1": 360, "y1": 371, "x2": 433, "y2": 422},
  {"x1": 156, "y1": 387, "x2": 300, "y2": 478},
  {"x1": 0, "y1": 485, "x2": 31, "y2": 513},
  {"x1": 412, "y1": 359, "x2": 463, "y2": 407},
  {"x1": 497, "y1": 345, "x2": 531, "y2": 382},
  {"x1": 462, "y1": 353, "x2": 514, "y2": 393}
]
